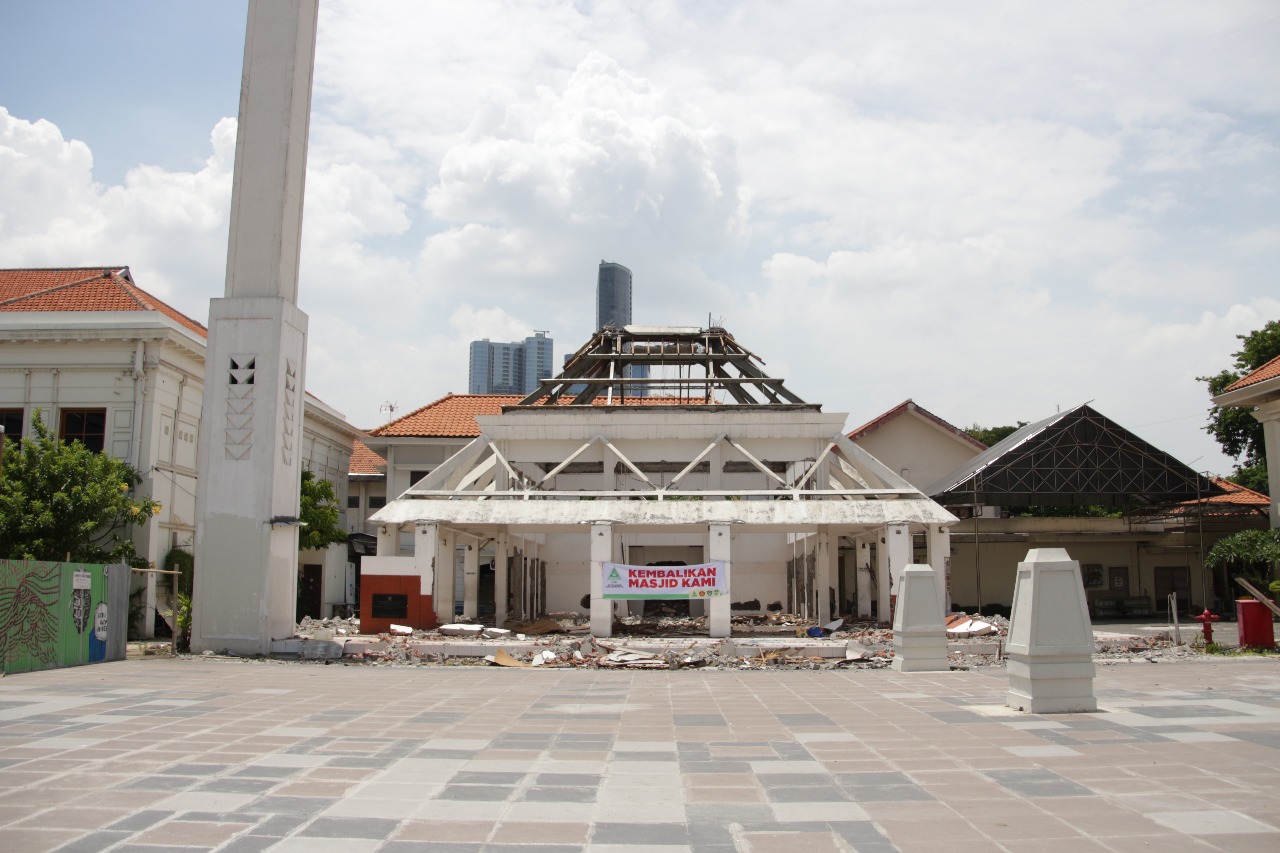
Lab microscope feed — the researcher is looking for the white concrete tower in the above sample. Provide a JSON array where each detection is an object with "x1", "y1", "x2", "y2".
[{"x1": 192, "y1": 0, "x2": 318, "y2": 655}]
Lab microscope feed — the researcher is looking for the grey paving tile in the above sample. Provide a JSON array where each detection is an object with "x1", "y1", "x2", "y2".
[
  {"x1": 984, "y1": 768, "x2": 1096, "y2": 798},
  {"x1": 438, "y1": 785, "x2": 513, "y2": 801},
  {"x1": 533, "y1": 773, "x2": 601, "y2": 787},
  {"x1": 673, "y1": 715, "x2": 726, "y2": 727},
  {"x1": 485, "y1": 845, "x2": 582, "y2": 853},
  {"x1": 159, "y1": 762, "x2": 226, "y2": 775},
  {"x1": 835, "y1": 771, "x2": 912, "y2": 787},
  {"x1": 233, "y1": 765, "x2": 303, "y2": 779},
  {"x1": 220, "y1": 837, "x2": 279, "y2": 853},
  {"x1": 759, "y1": 773, "x2": 833, "y2": 787},
  {"x1": 453, "y1": 771, "x2": 527, "y2": 785},
  {"x1": 1129, "y1": 704, "x2": 1248, "y2": 718},
  {"x1": 117, "y1": 775, "x2": 199, "y2": 791},
  {"x1": 765, "y1": 786, "x2": 851, "y2": 803},
  {"x1": 300, "y1": 816, "x2": 402, "y2": 839},
  {"x1": 676, "y1": 760, "x2": 750, "y2": 773},
  {"x1": 847, "y1": 785, "x2": 934, "y2": 802},
  {"x1": 104, "y1": 810, "x2": 173, "y2": 831},
  {"x1": 239, "y1": 795, "x2": 335, "y2": 816},
  {"x1": 379, "y1": 844, "x2": 483, "y2": 853},
  {"x1": 197, "y1": 776, "x2": 280, "y2": 794},
  {"x1": 611, "y1": 751, "x2": 677, "y2": 762},
  {"x1": 329, "y1": 755, "x2": 399, "y2": 769},
  {"x1": 520, "y1": 786, "x2": 598, "y2": 803},
  {"x1": 414, "y1": 749, "x2": 481, "y2": 759},
  {"x1": 1229, "y1": 731, "x2": 1280, "y2": 750},
  {"x1": 51, "y1": 832, "x2": 131, "y2": 853}
]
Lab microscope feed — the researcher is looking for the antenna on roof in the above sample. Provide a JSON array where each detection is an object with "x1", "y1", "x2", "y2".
[{"x1": 380, "y1": 401, "x2": 398, "y2": 415}]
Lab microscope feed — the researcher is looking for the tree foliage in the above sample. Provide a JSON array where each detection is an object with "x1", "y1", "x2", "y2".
[
  {"x1": 1200, "y1": 320, "x2": 1280, "y2": 490},
  {"x1": 1204, "y1": 529, "x2": 1280, "y2": 587},
  {"x1": 0, "y1": 410, "x2": 159, "y2": 563},
  {"x1": 298, "y1": 469, "x2": 346, "y2": 552},
  {"x1": 964, "y1": 422, "x2": 1028, "y2": 447}
]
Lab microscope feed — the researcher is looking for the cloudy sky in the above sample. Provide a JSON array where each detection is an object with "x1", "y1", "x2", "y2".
[{"x1": 2, "y1": 0, "x2": 1277, "y2": 475}]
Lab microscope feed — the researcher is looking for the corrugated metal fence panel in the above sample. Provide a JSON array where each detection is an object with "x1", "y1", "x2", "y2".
[
  {"x1": 0, "y1": 560, "x2": 118, "y2": 674},
  {"x1": 105, "y1": 564, "x2": 130, "y2": 662}
]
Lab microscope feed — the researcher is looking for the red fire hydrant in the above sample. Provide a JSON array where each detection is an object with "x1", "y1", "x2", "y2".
[{"x1": 1195, "y1": 609, "x2": 1221, "y2": 644}]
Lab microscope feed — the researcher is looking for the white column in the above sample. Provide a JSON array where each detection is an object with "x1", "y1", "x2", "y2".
[
  {"x1": 875, "y1": 534, "x2": 890, "y2": 622},
  {"x1": 375, "y1": 524, "x2": 397, "y2": 556},
  {"x1": 928, "y1": 524, "x2": 952, "y2": 615},
  {"x1": 816, "y1": 526, "x2": 833, "y2": 622},
  {"x1": 462, "y1": 539, "x2": 479, "y2": 619},
  {"x1": 414, "y1": 523, "x2": 438, "y2": 619},
  {"x1": 494, "y1": 532, "x2": 509, "y2": 627},
  {"x1": 856, "y1": 537, "x2": 873, "y2": 618},
  {"x1": 708, "y1": 522, "x2": 732, "y2": 637},
  {"x1": 590, "y1": 524, "x2": 613, "y2": 636},
  {"x1": 884, "y1": 522, "x2": 910, "y2": 624},
  {"x1": 435, "y1": 528, "x2": 456, "y2": 625},
  {"x1": 1258, "y1": 406, "x2": 1280, "y2": 529}
]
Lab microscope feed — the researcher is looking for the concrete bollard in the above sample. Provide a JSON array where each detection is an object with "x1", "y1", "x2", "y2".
[
  {"x1": 891, "y1": 564, "x2": 950, "y2": 672},
  {"x1": 1006, "y1": 548, "x2": 1097, "y2": 713}
]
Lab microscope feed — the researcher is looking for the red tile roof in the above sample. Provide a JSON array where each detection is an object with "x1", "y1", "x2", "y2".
[
  {"x1": 848, "y1": 399, "x2": 988, "y2": 450},
  {"x1": 1223, "y1": 353, "x2": 1280, "y2": 394},
  {"x1": 0, "y1": 267, "x2": 207, "y2": 338},
  {"x1": 369, "y1": 393, "x2": 713, "y2": 438},
  {"x1": 1203, "y1": 476, "x2": 1269, "y2": 505},
  {"x1": 348, "y1": 439, "x2": 386, "y2": 476}
]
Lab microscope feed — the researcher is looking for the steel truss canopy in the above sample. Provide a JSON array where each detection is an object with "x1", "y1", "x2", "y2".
[
  {"x1": 927, "y1": 404, "x2": 1222, "y2": 509},
  {"x1": 516, "y1": 325, "x2": 813, "y2": 409}
]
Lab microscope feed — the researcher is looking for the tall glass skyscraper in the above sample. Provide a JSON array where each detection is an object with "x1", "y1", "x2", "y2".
[{"x1": 596, "y1": 261, "x2": 632, "y2": 329}]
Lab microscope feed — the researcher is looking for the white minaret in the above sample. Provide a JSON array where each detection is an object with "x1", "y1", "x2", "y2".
[{"x1": 192, "y1": 0, "x2": 318, "y2": 655}]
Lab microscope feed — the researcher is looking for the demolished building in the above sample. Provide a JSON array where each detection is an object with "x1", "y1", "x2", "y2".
[{"x1": 367, "y1": 326, "x2": 957, "y2": 637}]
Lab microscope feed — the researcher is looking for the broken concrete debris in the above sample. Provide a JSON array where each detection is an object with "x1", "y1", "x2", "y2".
[{"x1": 285, "y1": 611, "x2": 1181, "y2": 669}]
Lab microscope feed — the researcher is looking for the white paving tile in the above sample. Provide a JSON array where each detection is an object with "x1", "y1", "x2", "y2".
[
  {"x1": 794, "y1": 732, "x2": 859, "y2": 742},
  {"x1": 1161, "y1": 732, "x2": 1238, "y2": 743},
  {"x1": 1148, "y1": 809, "x2": 1278, "y2": 835},
  {"x1": 13, "y1": 737, "x2": 105, "y2": 750},
  {"x1": 1003, "y1": 745, "x2": 1082, "y2": 757},
  {"x1": 151, "y1": 791, "x2": 257, "y2": 812},
  {"x1": 269, "y1": 839, "x2": 380, "y2": 853},
  {"x1": 264, "y1": 727, "x2": 329, "y2": 738},
  {"x1": 770, "y1": 802, "x2": 869, "y2": 822}
]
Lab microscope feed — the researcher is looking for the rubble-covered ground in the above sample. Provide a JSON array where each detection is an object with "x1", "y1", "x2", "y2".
[{"x1": 267, "y1": 612, "x2": 1194, "y2": 671}]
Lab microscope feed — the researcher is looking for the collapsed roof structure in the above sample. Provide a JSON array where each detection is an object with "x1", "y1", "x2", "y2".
[{"x1": 369, "y1": 326, "x2": 957, "y2": 636}]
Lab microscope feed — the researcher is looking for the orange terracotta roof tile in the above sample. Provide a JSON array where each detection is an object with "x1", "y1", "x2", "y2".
[
  {"x1": 848, "y1": 399, "x2": 987, "y2": 449},
  {"x1": 1203, "y1": 476, "x2": 1269, "y2": 505},
  {"x1": 0, "y1": 267, "x2": 207, "y2": 338},
  {"x1": 1224, "y1": 353, "x2": 1280, "y2": 394},
  {"x1": 348, "y1": 439, "x2": 386, "y2": 476},
  {"x1": 369, "y1": 393, "x2": 713, "y2": 438}
]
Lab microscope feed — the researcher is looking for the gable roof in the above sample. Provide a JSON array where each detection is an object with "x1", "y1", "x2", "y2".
[
  {"x1": 1223, "y1": 353, "x2": 1280, "y2": 394},
  {"x1": 848, "y1": 399, "x2": 987, "y2": 450},
  {"x1": 369, "y1": 393, "x2": 715, "y2": 439},
  {"x1": 349, "y1": 439, "x2": 386, "y2": 477},
  {"x1": 926, "y1": 403, "x2": 1221, "y2": 508},
  {"x1": 0, "y1": 267, "x2": 207, "y2": 338}
]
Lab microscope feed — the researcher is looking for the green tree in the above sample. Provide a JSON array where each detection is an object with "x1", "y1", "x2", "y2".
[
  {"x1": 1204, "y1": 529, "x2": 1280, "y2": 588},
  {"x1": 0, "y1": 410, "x2": 159, "y2": 563},
  {"x1": 298, "y1": 469, "x2": 346, "y2": 552},
  {"x1": 1200, "y1": 320, "x2": 1280, "y2": 492},
  {"x1": 964, "y1": 421, "x2": 1028, "y2": 447}
]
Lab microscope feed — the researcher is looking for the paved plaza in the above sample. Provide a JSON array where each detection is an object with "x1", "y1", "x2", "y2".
[{"x1": 1, "y1": 657, "x2": 1278, "y2": 852}]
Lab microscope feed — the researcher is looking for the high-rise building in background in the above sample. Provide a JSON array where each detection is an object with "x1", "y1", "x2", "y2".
[
  {"x1": 468, "y1": 331, "x2": 553, "y2": 395},
  {"x1": 596, "y1": 260, "x2": 647, "y2": 394},
  {"x1": 596, "y1": 261, "x2": 632, "y2": 328}
]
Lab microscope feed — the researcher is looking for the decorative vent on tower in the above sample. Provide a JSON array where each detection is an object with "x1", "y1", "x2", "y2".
[
  {"x1": 281, "y1": 358, "x2": 297, "y2": 465},
  {"x1": 225, "y1": 354, "x2": 256, "y2": 460}
]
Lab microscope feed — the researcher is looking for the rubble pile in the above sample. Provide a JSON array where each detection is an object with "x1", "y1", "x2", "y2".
[{"x1": 295, "y1": 615, "x2": 360, "y2": 638}]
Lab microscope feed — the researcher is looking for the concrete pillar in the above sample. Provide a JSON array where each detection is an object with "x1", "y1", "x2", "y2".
[
  {"x1": 435, "y1": 528, "x2": 456, "y2": 625},
  {"x1": 590, "y1": 523, "x2": 613, "y2": 636},
  {"x1": 928, "y1": 525, "x2": 952, "y2": 614},
  {"x1": 461, "y1": 539, "x2": 479, "y2": 619},
  {"x1": 414, "y1": 523, "x2": 438, "y2": 625},
  {"x1": 494, "y1": 532, "x2": 509, "y2": 628},
  {"x1": 708, "y1": 522, "x2": 731, "y2": 638},
  {"x1": 1006, "y1": 548, "x2": 1097, "y2": 714},
  {"x1": 1256, "y1": 404, "x2": 1280, "y2": 529},
  {"x1": 856, "y1": 538, "x2": 873, "y2": 618},
  {"x1": 816, "y1": 526, "x2": 833, "y2": 622},
  {"x1": 884, "y1": 523, "x2": 909, "y2": 624},
  {"x1": 191, "y1": 0, "x2": 319, "y2": 656},
  {"x1": 375, "y1": 525, "x2": 397, "y2": 557},
  {"x1": 891, "y1": 564, "x2": 950, "y2": 672}
]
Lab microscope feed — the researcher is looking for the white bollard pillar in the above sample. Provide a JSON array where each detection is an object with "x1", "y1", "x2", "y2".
[
  {"x1": 1006, "y1": 548, "x2": 1097, "y2": 713},
  {"x1": 884, "y1": 522, "x2": 909, "y2": 624},
  {"x1": 891, "y1": 564, "x2": 950, "y2": 672},
  {"x1": 414, "y1": 523, "x2": 439, "y2": 627}
]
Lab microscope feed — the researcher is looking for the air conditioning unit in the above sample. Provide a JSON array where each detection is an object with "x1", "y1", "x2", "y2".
[{"x1": 974, "y1": 505, "x2": 1001, "y2": 519}]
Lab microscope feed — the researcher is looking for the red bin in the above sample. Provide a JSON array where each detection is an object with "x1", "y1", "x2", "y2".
[{"x1": 1236, "y1": 599, "x2": 1276, "y2": 649}]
